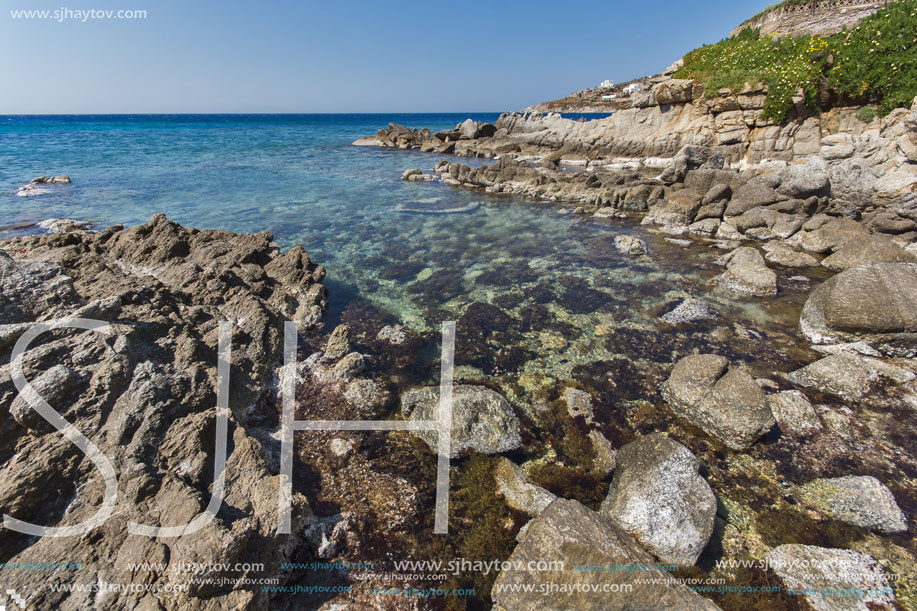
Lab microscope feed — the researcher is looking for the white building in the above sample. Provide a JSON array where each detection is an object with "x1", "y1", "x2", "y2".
[
  {"x1": 599, "y1": 79, "x2": 615, "y2": 89},
  {"x1": 623, "y1": 83, "x2": 642, "y2": 95}
]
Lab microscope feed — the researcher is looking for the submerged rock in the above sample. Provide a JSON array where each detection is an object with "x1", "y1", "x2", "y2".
[
  {"x1": 395, "y1": 199, "x2": 480, "y2": 215},
  {"x1": 16, "y1": 175, "x2": 71, "y2": 196},
  {"x1": 400, "y1": 385, "x2": 521, "y2": 458},
  {"x1": 659, "y1": 298, "x2": 718, "y2": 325},
  {"x1": 795, "y1": 476, "x2": 907, "y2": 534},
  {"x1": 800, "y1": 263, "x2": 917, "y2": 357},
  {"x1": 765, "y1": 545, "x2": 896, "y2": 611},
  {"x1": 492, "y1": 498, "x2": 721, "y2": 610},
  {"x1": 599, "y1": 433, "x2": 716, "y2": 566},
  {"x1": 662, "y1": 354, "x2": 775, "y2": 450},
  {"x1": 564, "y1": 387, "x2": 594, "y2": 422},
  {"x1": 493, "y1": 457, "x2": 556, "y2": 516},
  {"x1": 767, "y1": 390, "x2": 822, "y2": 433},
  {"x1": 786, "y1": 353, "x2": 880, "y2": 400},
  {"x1": 589, "y1": 430, "x2": 617, "y2": 476}
]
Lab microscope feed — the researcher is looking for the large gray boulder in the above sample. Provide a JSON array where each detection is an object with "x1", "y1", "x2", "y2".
[
  {"x1": 401, "y1": 385, "x2": 521, "y2": 458},
  {"x1": 800, "y1": 263, "x2": 917, "y2": 356},
  {"x1": 492, "y1": 498, "x2": 721, "y2": 610},
  {"x1": 599, "y1": 434, "x2": 716, "y2": 566},
  {"x1": 662, "y1": 355, "x2": 775, "y2": 450},
  {"x1": 724, "y1": 178, "x2": 782, "y2": 216},
  {"x1": 715, "y1": 246, "x2": 778, "y2": 297},
  {"x1": 795, "y1": 476, "x2": 907, "y2": 534},
  {"x1": 778, "y1": 156, "x2": 829, "y2": 198},
  {"x1": 765, "y1": 545, "x2": 896, "y2": 611},
  {"x1": 820, "y1": 234, "x2": 917, "y2": 271}
]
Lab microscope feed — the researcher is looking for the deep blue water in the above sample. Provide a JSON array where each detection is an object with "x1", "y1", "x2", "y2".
[{"x1": 0, "y1": 114, "x2": 813, "y2": 384}]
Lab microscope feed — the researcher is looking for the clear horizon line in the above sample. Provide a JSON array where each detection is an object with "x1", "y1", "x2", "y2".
[{"x1": 0, "y1": 111, "x2": 519, "y2": 116}]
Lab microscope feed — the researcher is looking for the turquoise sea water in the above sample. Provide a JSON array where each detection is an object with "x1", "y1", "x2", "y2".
[{"x1": 0, "y1": 114, "x2": 816, "y2": 392}]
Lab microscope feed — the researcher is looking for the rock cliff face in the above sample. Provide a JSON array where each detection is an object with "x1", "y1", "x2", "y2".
[
  {"x1": 731, "y1": 0, "x2": 891, "y2": 38},
  {"x1": 0, "y1": 215, "x2": 327, "y2": 609}
]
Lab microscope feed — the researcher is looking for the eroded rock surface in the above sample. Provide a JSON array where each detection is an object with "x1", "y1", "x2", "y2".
[{"x1": 0, "y1": 215, "x2": 328, "y2": 609}]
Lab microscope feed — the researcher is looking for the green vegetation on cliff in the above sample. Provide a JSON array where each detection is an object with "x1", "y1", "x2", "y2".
[{"x1": 675, "y1": 0, "x2": 917, "y2": 122}]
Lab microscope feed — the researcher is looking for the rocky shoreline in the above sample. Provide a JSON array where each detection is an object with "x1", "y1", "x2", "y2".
[
  {"x1": 1, "y1": 94, "x2": 915, "y2": 611},
  {"x1": 346, "y1": 90, "x2": 917, "y2": 608}
]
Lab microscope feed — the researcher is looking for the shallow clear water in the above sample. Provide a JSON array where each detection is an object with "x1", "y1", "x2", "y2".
[{"x1": 0, "y1": 114, "x2": 818, "y2": 394}]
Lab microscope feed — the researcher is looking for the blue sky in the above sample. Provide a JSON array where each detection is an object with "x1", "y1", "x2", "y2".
[{"x1": 1, "y1": 0, "x2": 771, "y2": 113}]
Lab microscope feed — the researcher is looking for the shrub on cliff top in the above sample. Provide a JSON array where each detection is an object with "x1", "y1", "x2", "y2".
[{"x1": 675, "y1": 0, "x2": 917, "y2": 122}]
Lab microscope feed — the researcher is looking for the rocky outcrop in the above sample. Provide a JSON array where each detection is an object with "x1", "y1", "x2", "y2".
[
  {"x1": 795, "y1": 475, "x2": 908, "y2": 534},
  {"x1": 765, "y1": 545, "x2": 896, "y2": 611},
  {"x1": 0, "y1": 214, "x2": 328, "y2": 609},
  {"x1": 599, "y1": 434, "x2": 717, "y2": 566},
  {"x1": 16, "y1": 175, "x2": 71, "y2": 196},
  {"x1": 662, "y1": 354, "x2": 775, "y2": 450},
  {"x1": 492, "y1": 498, "x2": 721, "y2": 610},
  {"x1": 356, "y1": 87, "x2": 917, "y2": 249},
  {"x1": 400, "y1": 385, "x2": 522, "y2": 458},
  {"x1": 799, "y1": 263, "x2": 917, "y2": 356}
]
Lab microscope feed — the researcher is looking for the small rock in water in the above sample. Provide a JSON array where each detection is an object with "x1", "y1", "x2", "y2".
[
  {"x1": 613, "y1": 234, "x2": 648, "y2": 255},
  {"x1": 786, "y1": 353, "x2": 879, "y2": 400},
  {"x1": 660, "y1": 298, "x2": 718, "y2": 325},
  {"x1": 322, "y1": 324, "x2": 351, "y2": 362},
  {"x1": 17, "y1": 176, "x2": 72, "y2": 197},
  {"x1": 795, "y1": 475, "x2": 907, "y2": 534},
  {"x1": 563, "y1": 387, "x2": 594, "y2": 423},
  {"x1": 715, "y1": 246, "x2": 777, "y2": 297},
  {"x1": 765, "y1": 545, "x2": 896, "y2": 611},
  {"x1": 376, "y1": 324, "x2": 409, "y2": 345},
  {"x1": 37, "y1": 218, "x2": 92, "y2": 234},
  {"x1": 588, "y1": 430, "x2": 616, "y2": 476},
  {"x1": 329, "y1": 438, "x2": 354, "y2": 457},
  {"x1": 665, "y1": 237, "x2": 693, "y2": 247},
  {"x1": 493, "y1": 457, "x2": 556, "y2": 516}
]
